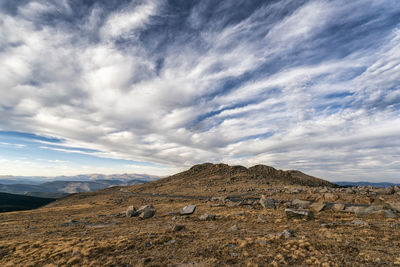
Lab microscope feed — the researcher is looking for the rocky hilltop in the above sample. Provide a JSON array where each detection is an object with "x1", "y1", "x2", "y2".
[
  {"x1": 0, "y1": 163, "x2": 399, "y2": 266},
  {"x1": 131, "y1": 163, "x2": 336, "y2": 197}
]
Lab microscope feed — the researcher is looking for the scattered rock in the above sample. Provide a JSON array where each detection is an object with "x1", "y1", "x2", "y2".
[
  {"x1": 385, "y1": 186, "x2": 395, "y2": 195},
  {"x1": 138, "y1": 205, "x2": 156, "y2": 219},
  {"x1": 199, "y1": 214, "x2": 216, "y2": 221},
  {"x1": 310, "y1": 202, "x2": 326, "y2": 212},
  {"x1": 260, "y1": 196, "x2": 276, "y2": 209},
  {"x1": 323, "y1": 193, "x2": 338, "y2": 202},
  {"x1": 229, "y1": 225, "x2": 239, "y2": 231},
  {"x1": 71, "y1": 249, "x2": 81, "y2": 257},
  {"x1": 180, "y1": 204, "x2": 196, "y2": 215},
  {"x1": 388, "y1": 202, "x2": 400, "y2": 213},
  {"x1": 344, "y1": 206, "x2": 366, "y2": 214},
  {"x1": 292, "y1": 199, "x2": 311, "y2": 209},
  {"x1": 349, "y1": 219, "x2": 368, "y2": 226},
  {"x1": 61, "y1": 220, "x2": 82, "y2": 227},
  {"x1": 281, "y1": 229, "x2": 294, "y2": 238},
  {"x1": 367, "y1": 210, "x2": 397, "y2": 218},
  {"x1": 257, "y1": 215, "x2": 266, "y2": 221},
  {"x1": 172, "y1": 224, "x2": 185, "y2": 232},
  {"x1": 126, "y1": 206, "x2": 140, "y2": 217},
  {"x1": 285, "y1": 208, "x2": 314, "y2": 220},
  {"x1": 165, "y1": 239, "x2": 176, "y2": 245},
  {"x1": 332, "y1": 203, "x2": 345, "y2": 211}
]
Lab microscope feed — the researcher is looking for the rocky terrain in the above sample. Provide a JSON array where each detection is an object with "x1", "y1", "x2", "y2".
[{"x1": 0, "y1": 163, "x2": 399, "y2": 266}]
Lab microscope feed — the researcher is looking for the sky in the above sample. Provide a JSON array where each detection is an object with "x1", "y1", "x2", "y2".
[{"x1": 0, "y1": 0, "x2": 399, "y2": 182}]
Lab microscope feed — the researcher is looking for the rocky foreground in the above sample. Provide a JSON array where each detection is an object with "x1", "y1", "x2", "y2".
[{"x1": 0, "y1": 164, "x2": 400, "y2": 266}]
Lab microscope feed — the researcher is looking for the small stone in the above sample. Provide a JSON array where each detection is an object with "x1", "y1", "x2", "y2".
[
  {"x1": 281, "y1": 229, "x2": 294, "y2": 238},
  {"x1": 172, "y1": 224, "x2": 185, "y2": 232},
  {"x1": 229, "y1": 225, "x2": 239, "y2": 231},
  {"x1": 310, "y1": 202, "x2": 326, "y2": 212},
  {"x1": 285, "y1": 208, "x2": 314, "y2": 220},
  {"x1": 292, "y1": 199, "x2": 311, "y2": 209},
  {"x1": 71, "y1": 249, "x2": 81, "y2": 257},
  {"x1": 257, "y1": 215, "x2": 266, "y2": 221},
  {"x1": 199, "y1": 214, "x2": 216, "y2": 220},
  {"x1": 165, "y1": 239, "x2": 176, "y2": 245},
  {"x1": 256, "y1": 239, "x2": 267, "y2": 245},
  {"x1": 260, "y1": 197, "x2": 276, "y2": 209},
  {"x1": 324, "y1": 193, "x2": 338, "y2": 202},
  {"x1": 388, "y1": 202, "x2": 400, "y2": 213},
  {"x1": 332, "y1": 203, "x2": 345, "y2": 211},
  {"x1": 180, "y1": 204, "x2": 196, "y2": 215},
  {"x1": 349, "y1": 219, "x2": 368, "y2": 226},
  {"x1": 344, "y1": 206, "x2": 366, "y2": 214}
]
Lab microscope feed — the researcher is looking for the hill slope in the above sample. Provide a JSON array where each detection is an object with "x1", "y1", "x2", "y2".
[{"x1": 0, "y1": 192, "x2": 57, "y2": 212}]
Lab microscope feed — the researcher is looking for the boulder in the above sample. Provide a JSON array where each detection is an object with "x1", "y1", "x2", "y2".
[
  {"x1": 138, "y1": 205, "x2": 156, "y2": 219},
  {"x1": 310, "y1": 202, "x2": 326, "y2": 212},
  {"x1": 260, "y1": 196, "x2": 276, "y2": 209},
  {"x1": 126, "y1": 206, "x2": 140, "y2": 217},
  {"x1": 285, "y1": 208, "x2": 314, "y2": 220},
  {"x1": 180, "y1": 204, "x2": 196, "y2": 215},
  {"x1": 345, "y1": 205, "x2": 397, "y2": 218},
  {"x1": 292, "y1": 199, "x2": 311, "y2": 209}
]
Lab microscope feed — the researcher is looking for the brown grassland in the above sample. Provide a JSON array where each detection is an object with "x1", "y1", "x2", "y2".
[{"x1": 0, "y1": 163, "x2": 399, "y2": 266}]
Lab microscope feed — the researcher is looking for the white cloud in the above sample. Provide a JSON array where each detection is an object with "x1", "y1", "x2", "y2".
[
  {"x1": 0, "y1": 0, "x2": 399, "y2": 181},
  {"x1": 100, "y1": 0, "x2": 159, "y2": 40}
]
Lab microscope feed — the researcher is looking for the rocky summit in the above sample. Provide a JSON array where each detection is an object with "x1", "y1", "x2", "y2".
[{"x1": 0, "y1": 163, "x2": 400, "y2": 266}]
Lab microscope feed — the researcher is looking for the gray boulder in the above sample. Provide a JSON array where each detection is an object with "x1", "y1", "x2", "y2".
[
  {"x1": 138, "y1": 205, "x2": 156, "y2": 219},
  {"x1": 126, "y1": 206, "x2": 140, "y2": 217}
]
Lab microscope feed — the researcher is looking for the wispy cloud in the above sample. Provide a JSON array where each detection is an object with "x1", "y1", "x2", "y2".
[{"x1": 0, "y1": 0, "x2": 399, "y2": 181}]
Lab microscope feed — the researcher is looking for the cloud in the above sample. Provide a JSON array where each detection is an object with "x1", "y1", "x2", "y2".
[{"x1": 0, "y1": 0, "x2": 399, "y2": 181}]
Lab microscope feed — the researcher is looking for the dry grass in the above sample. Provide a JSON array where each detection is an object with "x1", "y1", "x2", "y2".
[{"x1": 1, "y1": 182, "x2": 399, "y2": 266}]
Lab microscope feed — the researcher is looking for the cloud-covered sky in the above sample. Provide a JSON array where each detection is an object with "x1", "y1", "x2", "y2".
[{"x1": 0, "y1": 0, "x2": 399, "y2": 181}]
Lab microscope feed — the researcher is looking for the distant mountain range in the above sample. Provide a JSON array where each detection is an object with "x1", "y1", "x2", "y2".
[
  {"x1": 335, "y1": 181, "x2": 400, "y2": 188},
  {"x1": 0, "y1": 173, "x2": 160, "y2": 185},
  {"x1": 0, "y1": 173, "x2": 160, "y2": 198}
]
